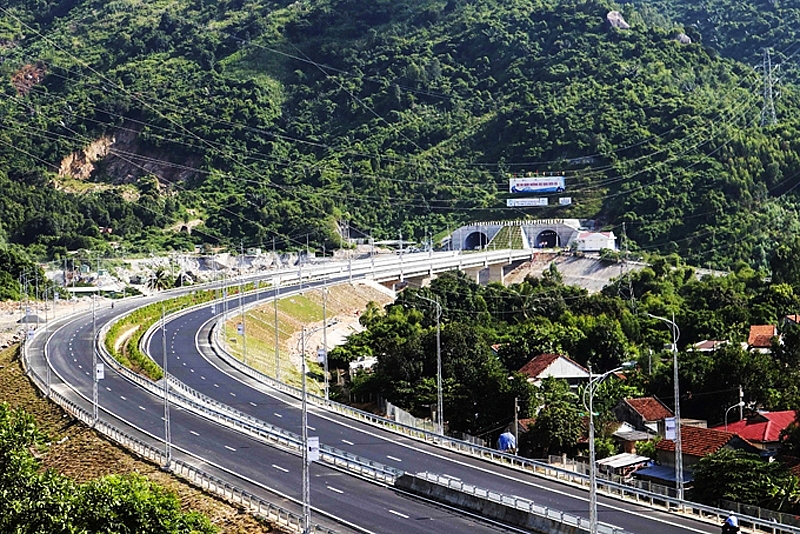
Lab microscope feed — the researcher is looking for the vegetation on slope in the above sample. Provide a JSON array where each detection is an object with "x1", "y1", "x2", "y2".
[{"x1": 0, "y1": 0, "x2": 799, "y2": 276}]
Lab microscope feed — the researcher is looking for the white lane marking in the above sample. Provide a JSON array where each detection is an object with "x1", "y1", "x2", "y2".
[
  {"x1": 190, "y1": 369, "x2": 195, "y2": 373},
  {"x1": 388, "y1": 510, "x2": 409, "y2": 519},
  {"x1": 387, "y1": 455, "x2": 402, "y2": 462},
  {"x1": 272, "y1": 464, "x2": 289, "y2": 473},
  {"x1": 85, "y1": 372, "x2": 89, "y2": 376},
  {"x1": 105, "y1": 387, "x2": 111, "y2": 391},
  {"x1": 308, "y1": 425, "x2": 316, "y2": 431},
  {"x1": 230, "y1": 392, "x2": 236, "y2": 397},
  {"x1": 214, "y1": 384, "x2": 219, "y2": 388},
  {"x1": 120, "y1": 396, "x2": 127, "y2": 401},
  {"x1": 250, "y1": 402, "x2": 257, "y2": 407},
  {"x1": 200, "y1": 376, "x2": 205, "y2": 380},
  {"x1": 138, "y1": 406, "x2": 146, "y2": 411},
  {"x1": 327, "y1": 486, "x2": 344, "y2": 494},
  {"x1": 224, "y1": 445, "x2": 236, "y2": 452},
  {"x1": 77, "y1": 365, "x2": 82, "y2": 369},
  {"x1": 176, "y1": 356, "x2": 180, "y2": 360},
  {"x1": 274, "y1": 413, "x2": 283, "y2": 418},
  {"x1": 182, "y1": 362, "x2": 186, "y2": 366},
  {"x1": 190, "y1": 430, "x2": 199, "y2": 436},
  {"x1": 341, "y1": 439, "x2": 354, "y2": 446}
]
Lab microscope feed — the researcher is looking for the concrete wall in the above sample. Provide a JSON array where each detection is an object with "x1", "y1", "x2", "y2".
[{"x1": 395, "y1": 474, "x2": 588, "y2": 534}]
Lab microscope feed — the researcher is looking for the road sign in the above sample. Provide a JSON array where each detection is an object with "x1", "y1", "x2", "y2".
[
  {"x1": 308, "y1": 436, "x2": 320, "y2": 462},
  {"x1": 96, "y1": 363, "x2": 105, "y2": 380},
  {"x1": 237, "y1": 323, "x2": 244, "y2": 335},
  {"x1": 317, "y1": 348, "x2": 326, "y2": 363}
]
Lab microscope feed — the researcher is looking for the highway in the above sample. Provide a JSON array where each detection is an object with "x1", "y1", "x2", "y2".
[{"x1": 38, "y1": 253, "x2": 725, "y2": 533}]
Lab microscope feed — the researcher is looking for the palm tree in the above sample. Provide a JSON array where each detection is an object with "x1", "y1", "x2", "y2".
[{"x1": 146, "y1": 267, "x2": 173, "y2": 292}]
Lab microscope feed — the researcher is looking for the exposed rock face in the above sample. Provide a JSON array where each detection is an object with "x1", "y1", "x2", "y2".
[
  {"x1": 675, "y1": 33, "x2": 692, "y2": 44},
  {"x1": 59, "y1": 136, "x2": 114, "y2": 180},
  {"x1": 607, "y1": 11, "x2": 630, "y2": 30}
]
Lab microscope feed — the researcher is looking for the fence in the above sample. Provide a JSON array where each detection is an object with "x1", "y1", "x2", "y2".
[{"x1": 21, "y1": 332, "x2": 341, "y2": 534}]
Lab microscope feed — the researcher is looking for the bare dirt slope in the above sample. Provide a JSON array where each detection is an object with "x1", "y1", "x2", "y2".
[{"x1": 0, "y1": 344, "x2": 283, "y2": 533}]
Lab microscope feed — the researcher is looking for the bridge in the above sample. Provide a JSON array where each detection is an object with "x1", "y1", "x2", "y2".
[{"x1": 21, "y1": 251, "x2": 790, "y2": 534}]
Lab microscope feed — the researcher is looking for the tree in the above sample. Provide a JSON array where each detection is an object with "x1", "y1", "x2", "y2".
[
  {"x1": 691, "y1": 448, "x2": 799, "y2": 511},
  {"x1": 527, "y1": 378, "x2": 583, "y2": 456},
  {"x1": 146, "y1": 267, "x2": 174, "y2": 292}
]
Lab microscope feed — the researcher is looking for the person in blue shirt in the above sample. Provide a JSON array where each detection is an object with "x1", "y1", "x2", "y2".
[
  {"x1": 497, "y1": 431, "x2": 517, "y2": 454},
  {"x1": 721, "y1": 514, "x2": 739, "y2": 533}
]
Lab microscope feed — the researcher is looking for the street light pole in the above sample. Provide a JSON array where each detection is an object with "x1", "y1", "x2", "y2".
[
  {"x1": 162, "y1": 300, "x2": 171, "y2": 468},
  {"x1": 647, "y1": 312, "x2": 683, "y2": 502},
  {"x1": 725, "y1": 401, "x2": 745, "y2": 431},
  {"x1": 583, "y1": 362, "x2": 636, "y2": 534},
  {"x1": 322, "y1": 278, "x2": 329, "y2": 402},
  {"x1": 417, "y1": 295, "x2": 443, "y2": 435},
  {"x1": 301, "y1": 326, "x2": 311, "y2": 533}
]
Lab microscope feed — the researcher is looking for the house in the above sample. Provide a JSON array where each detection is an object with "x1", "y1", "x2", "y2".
[
  {"x1": 613, "y1": 397, "x2": 673, "y2": 434},
  {"x1": 518, "y1": 353, "x2": 589, "y2": 388},
  {"x1": 574, "y1": 231, "x2": 617, "y2": 252},
  {"x1": 746, "y1": 325, "x2": 777, "y2": 353},
  {"x1": 655, "y1": 425, "x2": 759, "y2": 470},
  {"x1": 636, "y1": 425, "x2": 759, "y2": 487},
  {"x1": 710, "y1": 410, "x2": 799, "y2": 456},
  {"x1": 691, "y1": 340, "x2": 728, "y2": 352},
  {"x1": 612, "y1": 422, "x2": 655, "y2": 454}
]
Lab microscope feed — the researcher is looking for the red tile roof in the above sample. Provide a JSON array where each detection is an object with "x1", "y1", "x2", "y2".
[
  {"x1": 625, "y1": 397, "x2": 673, "y2": 422},
  {"x1": 710, "y1": 410, "x2": 798, "y2": 443},
  {"x1": 748, "y1": 325, "x2": 776, "y2": 348},
  {"x1": 785, "y1": 315, "x2": 800, "y2": 325},
  {"x1": 518, "y1": 353, "x2": 561, "y2": 378},
  {"x1": 656, "y1": 425, "x2": 736, "y2": 457}
]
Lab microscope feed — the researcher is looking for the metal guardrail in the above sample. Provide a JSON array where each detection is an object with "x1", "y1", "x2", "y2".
[
  {"x1": 206, "y1": 299, "x2": 800, "y2": 534},
  {"x1": 20, "y1": 328, "x2": 339, "y2": 534},
  {"x1": 99, "y1": 309, "x2": 402, "y2": 486},
  {"x1": 417, "y1": 471, "x2": 631, "y2": 534}
]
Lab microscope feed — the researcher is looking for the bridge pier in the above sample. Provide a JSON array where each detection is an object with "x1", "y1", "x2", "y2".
[
  {"x1": 406, "y1": 274, "x2": 437, "y2": 289},
  {"x1": 463, "y1": 267, "x2": 482, "y2": 284},
  {"x1": 488, "y1": 263, "x2": 506, "y2": 284}
]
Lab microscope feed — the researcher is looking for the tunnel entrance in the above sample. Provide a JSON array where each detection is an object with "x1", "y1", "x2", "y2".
[
  {"x1": 535, "y1": 230, "x2": 559, "y2": 248},
  {"x1": 464, "y1": 232, "x2": 489, "y2": 250}
]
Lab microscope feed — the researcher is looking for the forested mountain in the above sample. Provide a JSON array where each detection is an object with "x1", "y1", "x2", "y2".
[{"x1": 1, "y1": 0, "x2": 800, "y2": 270}]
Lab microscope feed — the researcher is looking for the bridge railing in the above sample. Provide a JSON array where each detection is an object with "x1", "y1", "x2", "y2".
[
  {"x1": 415, "y1": 471, "x2": 631, "y2": 534},
  {"x1": 20, "y1": 334, "x2": 341, "y2": 534},
  {"x1": 97, "y1": 313, "x2": 402, "y2": 486}
]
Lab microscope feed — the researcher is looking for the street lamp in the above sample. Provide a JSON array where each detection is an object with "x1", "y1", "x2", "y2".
[
  {"x1": 646, "y1": 312, "x2": 684, "y2": 502},
  {"x1": 417, "y1": 294, "x2": 444, "y2": 436},
  {"x1": 583, "y1": 361, "x2": 637, "y2": 534},
  {"x1": 725, "y1": 401, "x2": 745, "y2": 431}
]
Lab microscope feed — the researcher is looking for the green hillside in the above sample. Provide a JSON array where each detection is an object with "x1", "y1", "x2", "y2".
[{"x1": 1, "y1": 0, "x2": 799, "y2": 271}]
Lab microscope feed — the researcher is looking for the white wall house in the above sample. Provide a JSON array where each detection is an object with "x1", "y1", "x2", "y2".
[{"x1": 574, "y1": 231, "x2": 617, "y2": 252}]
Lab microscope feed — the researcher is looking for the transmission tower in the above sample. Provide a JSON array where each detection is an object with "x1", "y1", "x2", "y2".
[{"x1": 761, "y1": 48, "x2": 778, "y2": 127}]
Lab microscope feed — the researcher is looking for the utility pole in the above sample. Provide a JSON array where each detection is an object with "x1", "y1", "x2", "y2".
[
  {"x1": 322, "y1": 279, "x2": 329, "y2": 401},
  {"x1": 92, "y1": 294, "x2": 98, "y2": 425},
  {"x1": 739, "y1": 384, "x2": 744, "y2": 420},
  {"x1": 301, "y1": 327, "x2": 311, "y2": 533},
  {"x1": 239, "y1": 242, "x2": 247, "y2": 365},
  {"x1": 762, "y1": 48, "x2": 778, "y2": 126},
  {"x1": 274, "y1": 276, "x2": 280, "y2": 380},
  {"x1": 162, "y1": 300, "x2": 171, "y2": 468}
]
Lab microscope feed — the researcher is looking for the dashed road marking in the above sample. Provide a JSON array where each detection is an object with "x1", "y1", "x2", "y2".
[
  {"x1": 389, "y1": 510, "x2": 409, "y2": 519},
  {"x1": 272, "y1": 464, "x2": 289, "y2": 473}
]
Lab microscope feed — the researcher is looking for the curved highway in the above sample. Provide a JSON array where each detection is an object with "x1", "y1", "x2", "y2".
[{"x1": 41, "y1": 254, "x2": 724, "y2": 533}]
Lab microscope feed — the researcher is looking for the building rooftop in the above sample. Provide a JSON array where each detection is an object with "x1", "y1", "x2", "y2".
[
  {"x1": 518, "y1": 353, "x2": 588, "y2": 380},
  {"x1": 624, "y1": 397, "x2": 673, "y2": 422},
  {"x1": 656, "y1": 425, "x2": 737, "y2": 457},
  {"x1": 711, "y1": 410, "x2": 798, "y2": 443},
  {"x1": 748, "y1": 325, "x2": 777, "y2": 348}
]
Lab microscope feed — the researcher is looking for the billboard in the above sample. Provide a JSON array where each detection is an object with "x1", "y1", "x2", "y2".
[
  {"x1": 509, "y1": 176, "x2": 565, "y2": 194},
  {"x1": 559, "y1": 197, "x2": 572, "y2": 206},
  {"x1": 507, "y1": 198, "x2": 548, "y2": 207}
]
